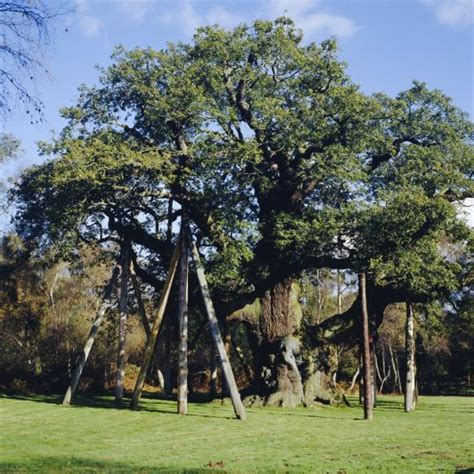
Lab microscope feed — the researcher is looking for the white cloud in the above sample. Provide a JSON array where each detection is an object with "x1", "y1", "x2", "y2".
[
  {"x1": 116, "y1": 0, "x2": 154, "y2": 22},
  {"x1": 267, "y1": 0, "x2": 358, "y2": 38},
  {"x1": 422, "y1": 0, "x2": 474, "y2": 27},
  {"x1": 157, "y1": 0, "x2": 245, "y2": 35},
  {"x1": 154, "y1": 0, "x2": 356, "y2": 39},
  {"x1": 75, "y1": 0, "x2": 104, "y2": 37}
]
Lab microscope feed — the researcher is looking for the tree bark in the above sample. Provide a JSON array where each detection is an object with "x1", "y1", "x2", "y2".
[
  {"x1": 63, "y1": 263, "x2": 120, "y2": 405},
  {"x1": 115, "y1": 240, "x2": 131, "y2": 403},
  {"x1": 177, "y1": 228, "x2": 189, "y2": 415},
  {"x1": 405, "y1": 301, "x2": 416, "y2": 412},
  {"x1": 245, "y1": 277, "x2": 304, "y2": 408},
  {"x1": 359, "y1": 273, "x2": 373, "y2": 420}
]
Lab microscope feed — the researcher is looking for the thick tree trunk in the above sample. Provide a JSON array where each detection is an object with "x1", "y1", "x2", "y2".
[
  {"x1": 115, "y1": 240, "x2": 130, "y2": 403},
  {"x1": 405, "y1": 301, "x2": 416, "y2": 412},
  {"x1": 245, "y1": 278, "x2": 304, "y2": 408}
]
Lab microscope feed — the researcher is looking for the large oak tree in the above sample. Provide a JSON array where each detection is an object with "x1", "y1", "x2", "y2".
[{"x1": 12, "y1": 18, "x2": 473, "y2": 406}]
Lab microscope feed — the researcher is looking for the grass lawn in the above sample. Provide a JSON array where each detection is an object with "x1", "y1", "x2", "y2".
[{"x1": 0, "y1": 393, "x2": 473, "y2": 472}]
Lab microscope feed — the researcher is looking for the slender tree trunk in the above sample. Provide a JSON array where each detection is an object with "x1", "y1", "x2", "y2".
[
  {"x1": 405, "y1": 301, "x2": 416, "y2": 412},
  {"x1": 177, "y1": 226, "x2": 189, "y2": 415},
  {"x1": 370, "y1": 338, "x2": 377, "y2": 408},
  {"x1": 221, "y1": 322, "x2": 231, "y2": 399},
  {"x1": 130, "y1": 239, "x2": 181, "y2": 409},
  {"x1": 349, "y1": 364, "x2": 360, "y2": 392},
  {"x1": 63, "y1": 264, "x2": 120, "y2": 405},
  {"x1": 359, "y1": 273, "x2": 373, "y2": 420},
  {"x1": 210, "y1": 345, "x2": 218, "y2": 396},
  {"x1": 190, "y1": 239, "x2": 246, "y2": 420},
  {"x1": 115, "y1": 240, "x2": 131, "y2": 403},
  {"x1": 337, "y1": 269, "x2": 342, "y2": 315}
]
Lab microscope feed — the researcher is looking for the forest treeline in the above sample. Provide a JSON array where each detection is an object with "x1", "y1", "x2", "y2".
[
  {"x1": 0, "y1": 18, "x2": 472, "y2": 405},
  {"x1": 0, "y1": 235, "x2": 472, "y2": 397}
]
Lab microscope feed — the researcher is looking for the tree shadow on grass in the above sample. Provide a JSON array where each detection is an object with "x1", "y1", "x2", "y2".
[
  {"x1": 0, "y1": 457, "x2": 215, "y2": 473},
  {"x1": 0, "y1": 392, "x2": 234, "y2": 420}
]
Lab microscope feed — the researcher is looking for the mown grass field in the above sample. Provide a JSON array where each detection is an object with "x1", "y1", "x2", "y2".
[{"x1": 0, "y1": 393, "x2": 473, "y2": 472}]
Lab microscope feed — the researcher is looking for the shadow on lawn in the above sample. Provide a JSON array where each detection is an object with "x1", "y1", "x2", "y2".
[
  {"x1": 0, "y1": 392, "x2": 235, "y2": 420},
  {"x1": 0, "y1": 457, "x2": 213, "y2": 473}
]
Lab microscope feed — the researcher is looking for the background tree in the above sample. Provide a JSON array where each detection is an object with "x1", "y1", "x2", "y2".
[{"x1": 0, "y1": 1, "x2": 64, "y2": 116}]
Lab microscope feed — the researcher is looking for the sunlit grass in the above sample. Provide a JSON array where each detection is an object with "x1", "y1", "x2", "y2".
[{"x1": 1, "y1": 393, "x2": 472, "y2": 472}]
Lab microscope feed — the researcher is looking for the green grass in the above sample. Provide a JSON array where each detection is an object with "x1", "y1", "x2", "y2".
[{"x1": 1, "y1": 393, "x2": 473, "y2": 472}]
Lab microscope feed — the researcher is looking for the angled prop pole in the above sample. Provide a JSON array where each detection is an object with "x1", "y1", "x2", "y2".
[
  {"x1": 62, "y1": 263, "x2": 121, "y2": 405},
  {"x1": 189, "y1": 236, "x2": 246, "y2": 421},
  {"x1": 130, "y1": 237, "x2": 181, "y2": 409},
  {"x1": 130, "y1": 262, "x2": 151, "y2": 340}
]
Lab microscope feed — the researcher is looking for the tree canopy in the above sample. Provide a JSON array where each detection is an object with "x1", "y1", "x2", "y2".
[{"x1": 10, "y1": 18, "x2": 473, "y2": 405}]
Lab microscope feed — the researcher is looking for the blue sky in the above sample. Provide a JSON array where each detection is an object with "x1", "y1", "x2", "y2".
[{"x1": 1, "y1": 0, "x2": 473, "y2": 222}]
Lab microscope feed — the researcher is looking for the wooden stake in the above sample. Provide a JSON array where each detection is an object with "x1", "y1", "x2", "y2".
[
  {"x1": 177, "y1": 228, "x2": 189, "y2": 415},
  {"x1": 115, "y1": 240, "x2": 131, "y2": 403},
  {"x1": 130, "y1": 262, "x2": 151, "y2": 340},
  {"x1": 130, "y1": 238, "x2": 181, "y2": 409},
  {"x1": 62, "y1": 264, "x2": 120, "y2": 405},
  {"x1": 405, "y1": 301, "x2": 416, "y2": 412},
  {"x1": 359, "y1": 272, "x2": 373, "y2": 420},
  {"x1": 190, "y1": 239, "x2": 246, "y2": 421}
]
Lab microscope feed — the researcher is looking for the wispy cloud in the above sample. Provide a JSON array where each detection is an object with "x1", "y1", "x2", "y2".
[
  {"x1": 157, "y1": 0, "x2": 246, "y2": 34},
  {"x1": 267, "y1": 0, "x2": 358, "y2": 38},
  {"x1": 115, "y1": 0, "x2": 154, "y2": 22},
  {"x1": 421, "y1": 0, "x2": 474, "y2": 27},
  {"x1": 154, "y1": 0, "x2": 357, "y2": 39},
  {"x1": 75, "y1": 0, "x2": 104, "y2": 37}
]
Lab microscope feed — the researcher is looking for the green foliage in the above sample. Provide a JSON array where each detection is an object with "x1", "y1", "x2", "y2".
[{"x1": 9, "y1": 17, "x2": 474, "y2": 327}]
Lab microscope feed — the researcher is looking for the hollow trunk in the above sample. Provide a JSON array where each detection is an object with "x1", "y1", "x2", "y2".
[
  {"x1": 405, "y1": 301, "x2": 416, "y2": 412},
  {"x1": 245, "y1": 277, "x2": 304, "y2": 408}
]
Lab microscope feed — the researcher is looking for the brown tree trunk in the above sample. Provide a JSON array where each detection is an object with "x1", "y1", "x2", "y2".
[{"x1": 246, "y1": 277, "x2": 304, "y2": 408}]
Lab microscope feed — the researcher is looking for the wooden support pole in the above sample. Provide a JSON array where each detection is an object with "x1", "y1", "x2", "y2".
[
  {"x1": 190, "y1": 239, "x2": 246, "y2": 421},
  {"x1": 359, "y1": 272, "x2": 373, "y2": 421},
  {"x1": 405, "y1": 301, "x2": 416, "y2": 412},
  {"x1": 177, "y1": 228, "x2": 189, "y2": 415},
  {"x1": 130, "y1": 262, "x2": 151, "y2": 340},
  {"x1": 115, "y1": 240, "x2": 131, "y2": 402},
  {"x1": 130, "y1": 238, "x2": 181, "y2": 409},
  {"x1": 62, "y1": 264, "x2": 120, "y2": 405},
  {"x1": 131, "y1": 262, "x2": 164, "y2": 387}
]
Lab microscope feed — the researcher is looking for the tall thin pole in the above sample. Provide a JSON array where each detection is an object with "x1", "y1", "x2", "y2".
[
  {"x1": 405, "y1": 301, "x2": 416, "y2": 412},
  {"x1": 63, "y1": 263, "x2": 120, "y2": 405},
  {"x1": 115, "y1": 239, "x2": 131, "y2": 403},
  {"x1": 359, "y1": 272, "x2": 373, "y2": 420},
  {"x1": 177, "y1": 223, "x2": 189, "y2": 415},
  {"x1": 190, "y1": 238, "x2": 246, "y2": 421},
  {"x1": 130, "y1": 239, "x2": 181, "y2": 409}
]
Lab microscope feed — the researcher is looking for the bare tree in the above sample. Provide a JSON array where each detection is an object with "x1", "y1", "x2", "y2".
[{"x1": 0, "y1": 1, "x2": 63, "y2": 116}]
